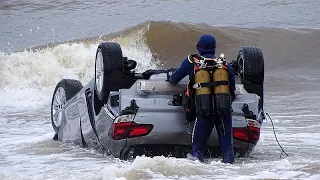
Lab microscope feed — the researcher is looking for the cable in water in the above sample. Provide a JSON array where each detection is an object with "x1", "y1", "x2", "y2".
[{"x1": 264, "y1": 111, "x2": 289, "y2": 158}]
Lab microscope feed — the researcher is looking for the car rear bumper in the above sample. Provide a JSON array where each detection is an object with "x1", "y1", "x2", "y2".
[{"x1": 119, "y1": 142, "x2": 256, "y2": 160}]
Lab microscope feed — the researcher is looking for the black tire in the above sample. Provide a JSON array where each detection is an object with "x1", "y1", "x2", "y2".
[
  {"x1": 237, "y1": 46, "x2": 264, "y2": 86},
  {"x1": 237, "y1": 47, "x2": 264, "y2": 109},
  {"x1": 51, "y1": 79, "x2": 83, "y2": 134},
  {"x1": 94, "y1": 42, "x2": 123, "y2": 103}
]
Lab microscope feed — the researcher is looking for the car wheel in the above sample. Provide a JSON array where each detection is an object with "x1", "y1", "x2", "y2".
[
  {"x1": 51, "y1": 79, "x2": 83, "y2": 135},
  {"x1": 237, "y1": 47, "x2": 264, "y2": 109},
  {"x1": 237, "y1": 46, "x2": 264, "y2": 85},
  {"x1": 94, "y1": 42, "x2": 123, "y2": 103}
]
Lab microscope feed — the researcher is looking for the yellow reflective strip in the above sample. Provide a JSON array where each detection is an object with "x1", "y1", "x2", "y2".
[
  {"x1": 191, "y1": 118, "x2": 197, "y2": 143},
  {"x1": 221, "y1": 116, "x2": 226, "y2": 135},
  {"x1": 188, "y1": 55, "x2": 193, "y2": 63}
]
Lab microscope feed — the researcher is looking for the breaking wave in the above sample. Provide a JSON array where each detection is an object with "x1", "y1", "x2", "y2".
[{"x1": 0, "y1": 21, "x2": 319, "y2": 112}]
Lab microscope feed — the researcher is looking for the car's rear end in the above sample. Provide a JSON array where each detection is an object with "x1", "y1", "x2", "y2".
[
  {"x1": 106, "y1": 74, "x2": 190, "y2": 159},
  {"x1": 230, "y1": 92, "x2": 263, "y2": 156},
  {"x1": 106, "y1": 73, "x2": 263, "y2": 160}
]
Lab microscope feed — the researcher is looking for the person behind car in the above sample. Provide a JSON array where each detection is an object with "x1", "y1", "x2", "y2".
[{"x1": 168, "y1": 34, "x2": 236, "y2": 164}]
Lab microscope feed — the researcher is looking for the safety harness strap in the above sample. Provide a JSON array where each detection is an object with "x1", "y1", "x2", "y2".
[
  {"x1": 188, "y1": 54, "x2": 217, "y2": 64},
  {"x1": 192, "y1": 81, "x2": 229, "y2": 89}
]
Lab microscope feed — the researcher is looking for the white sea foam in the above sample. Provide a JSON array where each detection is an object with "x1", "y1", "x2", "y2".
[{"x1": 0, "y1": 31, "x2": 156, "y2": 112}]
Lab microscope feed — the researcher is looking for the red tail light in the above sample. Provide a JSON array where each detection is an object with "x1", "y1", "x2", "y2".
[
  {"x1": 233, "y1": 123, "x2": 260, "y2": 144},
  {"x1": 248, "y1": 126, "x2": 260, "y2": 143},
  {"x1": 233, "y1": 128, "x2": 249, "y2": 142},
  {"x1": 109, "y1": 122, "x2": 153, "y2": 140}
]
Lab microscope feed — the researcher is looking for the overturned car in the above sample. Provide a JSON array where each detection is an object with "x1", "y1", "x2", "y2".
[{"x1": 51, "y1": 42, "x2": 265, "y2": 160}]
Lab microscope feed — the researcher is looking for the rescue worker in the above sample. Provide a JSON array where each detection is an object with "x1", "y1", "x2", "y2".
[{"x1": 168, "y1": 34, "x2": 236, "y2": 164}]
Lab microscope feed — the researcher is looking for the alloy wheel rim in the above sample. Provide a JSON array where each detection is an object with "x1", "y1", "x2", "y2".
[
  {"x1": 52, "y1": 87, "x2": 66, "y2": 127},
  {"x1": 95, "y1": 50, "x2": 104, "y2": 93},
  {"x1": 238, "y1": 56, "x2": 245, "y2": 78}
]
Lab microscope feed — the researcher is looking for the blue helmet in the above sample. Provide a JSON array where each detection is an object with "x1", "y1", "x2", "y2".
[{"x1": 196, "y1": 34, "x2": 216, "y2": 55}]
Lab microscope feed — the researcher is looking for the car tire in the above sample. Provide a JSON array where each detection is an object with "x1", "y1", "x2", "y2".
[
  {"x1": 94, "y1": 42, "x2": 123, "y2": 103},
  {"x1": 237, "y1": 47, "x2": 264, "y2": 109},
  {"x1": 237, "y1": 46, "x2": 264, "y2": 85},
  {"x1": 51, "y1": 79, "x2": 83, "y2": 135}
]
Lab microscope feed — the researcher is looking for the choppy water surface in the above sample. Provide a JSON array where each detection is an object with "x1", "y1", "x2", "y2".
[
  {"x1": 1, "y1": 0, "x2": 319, "y2": 52},
  {"x1": 1, "y1": 0, "x2": 320, "y2": 179}
]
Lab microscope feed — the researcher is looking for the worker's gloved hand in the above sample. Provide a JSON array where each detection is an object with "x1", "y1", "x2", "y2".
[
  {"x1": 166, "y1": 68, "x2": 177, "y2": 81},
  {"x1": 166, "y1": 68, "x2": 177, "y2": 73}
]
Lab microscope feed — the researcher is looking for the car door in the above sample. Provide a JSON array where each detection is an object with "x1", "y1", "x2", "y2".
[
  {"x1": 59, "y1": 94, "x2": 82, "y2": 144},
  {"x1": 78, "y1": 87, "x2": 103, "y2": 150}
]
